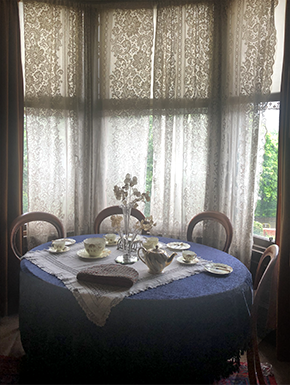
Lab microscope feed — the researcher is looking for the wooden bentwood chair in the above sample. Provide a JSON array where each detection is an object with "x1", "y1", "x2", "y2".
[
  {"x1": 247, "y1": 244, "x2": 279, "y2": 385},
  {"x1": 186, "y1": 211, "x2": 233, "y2": 253},
  {"x1": 10, "y1": 211, "x2": 65, "y2": 260},
  {"x1": 94, "y1": 205, "x2": 147, "y2": 235}
]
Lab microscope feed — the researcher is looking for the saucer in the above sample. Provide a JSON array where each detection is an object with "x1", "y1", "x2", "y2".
[
  {"x1": 204, "y1": 263, "x2": 233, "y2": 275},
  {"x1": 166, "y1": 242, "x2": 190, "y2": 251},
  {"x1": 177, "y1": 256, "x2": 198, "y2": 265},
  {"x1": 63, "y1": 238, "x2": 76, "y2": 246},
  {"x1": 48, "y1": 246, "x2": 70, "y2": 253},
  {"x1": 52, "y1": 238, "x2": 76, "y2": 247},
  {"x1": 77, "y1": 248, "x2": 111, "y2": 260}
]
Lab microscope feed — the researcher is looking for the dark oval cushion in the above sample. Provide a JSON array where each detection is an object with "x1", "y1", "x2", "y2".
[{"x1": 77, "y1": 264, "x2": 139, "y2": 288}]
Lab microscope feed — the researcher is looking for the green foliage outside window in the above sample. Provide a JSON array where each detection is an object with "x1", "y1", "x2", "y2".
[
  {"x1": 255, "y1": 132, "x2": 278, "y2": 218},
  {"x1": 254, "y1": 221, "x2": 264, "y2": 236}
]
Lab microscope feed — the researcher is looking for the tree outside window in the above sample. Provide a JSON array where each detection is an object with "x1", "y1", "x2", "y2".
[{"x1": 254, "y1": 104, "x2": 279, "y2": 239}]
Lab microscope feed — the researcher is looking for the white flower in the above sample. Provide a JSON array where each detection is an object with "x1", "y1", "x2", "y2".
[
  {"x1": 113, "y1": 173, "x2": 150, "y2": 209},
  {"x1": 110, "y1": 215, "x2": 123, "y2": 231}
]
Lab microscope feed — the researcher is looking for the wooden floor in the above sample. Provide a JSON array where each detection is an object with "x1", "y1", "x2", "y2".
[{"x1": 1, "y1": 314, "x2": 289, "y2": 384}]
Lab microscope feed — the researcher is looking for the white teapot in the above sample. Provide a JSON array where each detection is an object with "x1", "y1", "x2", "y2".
[{"x1": 138, "y1": 245, "x2": 177, "y2": 274}]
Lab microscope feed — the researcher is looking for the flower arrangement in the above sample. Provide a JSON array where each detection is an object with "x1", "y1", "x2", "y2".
[
  {"x1": 113, "y1": 173, "x2": 150, "y2": 209},
  {"x1": 135, "y1": 215, "x2": 156, "y2": 233},
  {"x1": 111, "y1": 174, "x2": 156, "y2": 264}
]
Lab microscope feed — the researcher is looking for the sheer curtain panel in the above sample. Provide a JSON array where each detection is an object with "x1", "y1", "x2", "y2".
[
  {"x1": 150, "y1": 0, "x2": 277, "y2": 266},
  {"x1": 21, "y1": 0, "x2": 280, "y2": 266},
  {"x1": 21, "y1": 0, "x2": 151, "y2": 246}
]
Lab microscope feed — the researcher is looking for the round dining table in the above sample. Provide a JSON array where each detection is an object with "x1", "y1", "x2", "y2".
[{"x1": 19, "y1": 235, "x2": 253, "y2": 384}]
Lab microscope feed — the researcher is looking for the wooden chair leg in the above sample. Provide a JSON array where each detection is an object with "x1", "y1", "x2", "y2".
[
  {"x1": 247, "y1": 319, "x2": 266, "y2": 385},
  {"x1": 254, "y1": 349, "x2": 266, "y2": 385},
  {"x1": 247, "y1": 344, "x2": 257, "y2": 385},
  {"x1": 253, "y1": 327, "x2": 265, "y2": 385}
]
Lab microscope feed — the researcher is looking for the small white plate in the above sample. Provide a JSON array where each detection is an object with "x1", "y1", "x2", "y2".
[
  {"x1": 77, "y1": 248, "x2": 111, "y2": 260},
  {"x1": 166, "y1": 242, "x2": 191, "y2": 251},
  {"x1": 48, "y1": 246, "x2": 70, "y2": 254},
  {"x1": 64, "y1": 238, "x2": 76, "y2": 246},
  {"x1": 204, "y1": 263, "x2": 233, "y2": 275},
  {"x1": 53, "y1": 238, "x2": 76, "y2": 246},
  {"x1": 177, "y1": 256, "x2": 198, "y2": 265}
]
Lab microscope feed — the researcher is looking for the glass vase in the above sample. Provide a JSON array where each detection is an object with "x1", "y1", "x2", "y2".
[{"x1": 115, "y1": 205, "x2": 139, "y2": 264}]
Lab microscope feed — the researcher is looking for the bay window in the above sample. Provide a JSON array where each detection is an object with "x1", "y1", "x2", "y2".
[{"x1": 20, "y1": 0, "x2": 285, "y2": 267}]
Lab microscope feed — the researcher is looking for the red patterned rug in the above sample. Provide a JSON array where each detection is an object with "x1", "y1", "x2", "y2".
[{"x1": 0, "y1": 356, "x2": 277, "y2": 384}]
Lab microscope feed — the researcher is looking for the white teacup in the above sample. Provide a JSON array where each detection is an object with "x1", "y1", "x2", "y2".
[
  {"x1": 104, "y1": 233, "x2": 116, "y2": 243},
  {"x1": 84, "y1": 237, "x2": 106, "y2": 257},
  {"x1": 143, "y1": 237, "x2": 159, "y2": 250},
  {"x1": 52, "y1": 239, "x2": 66, "y2": 252},
  {"x1": 182, "y1": 250, "x2": 197, "y2": 263}
]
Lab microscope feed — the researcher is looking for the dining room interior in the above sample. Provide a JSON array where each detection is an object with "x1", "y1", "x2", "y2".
[{"x1": 1, "y1": 0, "x2": 290, "y2": 384}]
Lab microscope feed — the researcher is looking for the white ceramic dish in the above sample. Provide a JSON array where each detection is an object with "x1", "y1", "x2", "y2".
[
  {"x1": 64, "y1": 238, "x2": 76, "y2": 246},
  {"x1": 204, "y1": 263, "x2": 233, "y2": 275},
  {"x1": 77, "y1": 248, "x2": 111, "y2": 260},
  {"x1": 166, "y1": 242, "x2": 191, "y2": 251},
  {"x1": 48, "y1": 246, "x2": 70, "y2": 254},
  {"x1": 53, "y1": 238, "x2": 76, "y2": 246},
  {"x1": 177, "y1": 256, "x2": 198, "y2": 265}
]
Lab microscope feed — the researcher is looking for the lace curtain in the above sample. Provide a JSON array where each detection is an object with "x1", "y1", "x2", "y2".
[{"x1": 21, "y1": 0, "x2": 278, "y2": 266}]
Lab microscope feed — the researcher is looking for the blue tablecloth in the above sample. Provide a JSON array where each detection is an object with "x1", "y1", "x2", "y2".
[{"x1": 19, "y1": 235, "x2": 253, "y2": 384}]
